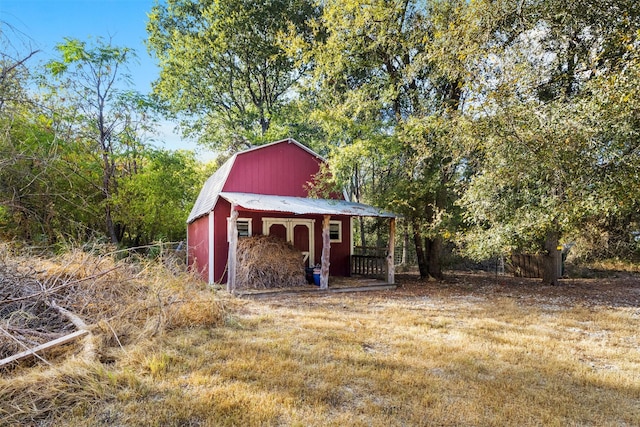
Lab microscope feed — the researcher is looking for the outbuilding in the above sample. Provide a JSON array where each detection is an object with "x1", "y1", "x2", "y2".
[{"x1": 186, "y1": 138, "x2": 395, "y2": 291}]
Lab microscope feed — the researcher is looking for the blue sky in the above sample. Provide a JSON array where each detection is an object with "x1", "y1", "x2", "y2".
[
  {"x1": 0, "y1": 0, "x2": 212, "y2": 157},
  {"x1": 1, "y1": 0, "x2": 157, "y2": 90}
]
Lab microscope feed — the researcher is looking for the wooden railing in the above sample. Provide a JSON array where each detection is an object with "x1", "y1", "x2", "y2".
[{"x1": 351, "y1": 246, "x2": 387, "y2": 278}]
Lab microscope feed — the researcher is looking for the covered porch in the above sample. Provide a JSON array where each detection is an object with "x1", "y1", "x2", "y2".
[{"x1": 220, "y1": 192, "x2": 396, "y2": 293}]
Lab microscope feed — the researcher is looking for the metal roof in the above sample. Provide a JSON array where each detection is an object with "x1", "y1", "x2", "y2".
[
  {"x1": 186, "y1": 138, "x2": 393, "y2": 223},
  {"x1": 218, "y1": 192, "x2": 395, "y2": 218},
  {"x1": 187, "y1": 155, "x2": 236, "y2": 223}
]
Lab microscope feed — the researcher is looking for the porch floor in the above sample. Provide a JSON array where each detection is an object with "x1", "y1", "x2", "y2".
[{"x1": 233, "y1": 276, "x2": 396, "y2": 298}]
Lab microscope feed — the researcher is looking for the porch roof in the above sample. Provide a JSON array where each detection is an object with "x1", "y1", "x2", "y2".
[{"x1": 218, "y1": 192, "x2": 395, "y2": 218}]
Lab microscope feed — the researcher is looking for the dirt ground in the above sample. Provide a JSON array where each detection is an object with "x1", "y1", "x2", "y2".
[
  {"x1": 389, "y1": 270, "x2": 640, "y2": 309},
  {"x1": 245, "y1": 268, "x2": 640, "y2": 309}
]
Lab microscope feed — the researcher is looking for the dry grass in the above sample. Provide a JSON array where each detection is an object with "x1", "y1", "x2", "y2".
[
  {"x1": 0, "y1": 243, "x2": 227, "y2": 425},
  {"x1": 583, "y1": 259, "x2": 640, "y2": 274},
  {"x1": 2, "y1": 258, "x2": 639, "y2": 426}
]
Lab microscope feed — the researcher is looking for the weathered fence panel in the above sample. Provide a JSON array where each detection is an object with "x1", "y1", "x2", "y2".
[{"x1": 509, "y1": 254, "x2": 544, "y2": 278}]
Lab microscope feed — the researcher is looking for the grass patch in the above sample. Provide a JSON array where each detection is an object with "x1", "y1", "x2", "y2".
[{"x1": 2, "y1": 265, "x2": 639, "y2": 426}]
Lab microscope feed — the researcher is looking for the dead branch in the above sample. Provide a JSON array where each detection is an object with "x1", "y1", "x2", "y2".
[
  {"x1": 0, "y1": 265, "x2": 121, "y2": 306},
  {"x1": 5, "y1": 327, "x2": 63, "y2": 340},
  {"x1": 48, "y1": 301, "x2": 95, "y2": 361},
  {"x1": 0, "y1": 326, "x2": 52, "y2": 367},
  {"x1": 0, "y1": 330, "x2": 88, "y2": 368}
]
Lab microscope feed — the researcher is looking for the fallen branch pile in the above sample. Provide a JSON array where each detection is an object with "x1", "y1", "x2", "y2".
[
  {"x1": 0, "y1": 243, "x2": 225, "y2": 370},
  {"x1": 236, "y1": 235, "x2": 306, "y2": 289}
]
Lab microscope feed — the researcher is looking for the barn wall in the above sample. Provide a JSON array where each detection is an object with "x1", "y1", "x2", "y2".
[
  {"x1": 213, "y1": 200, "x2": 232, "y2": 284},
  {"x1": 334, "y1": 215, "x2": 352, "y2": 276},
  {"x1": 187, "y1": 216, "x2": 210, "y2": 282},
  {"x1": 223, "y1": 141, "x2": 323, "y2": 197},
  {"x1": 193, "y1": 140, "x2": 358, "y2": 284},
  {"x1": 211, "y1": 206, "x2": 353, "y2": 281}
]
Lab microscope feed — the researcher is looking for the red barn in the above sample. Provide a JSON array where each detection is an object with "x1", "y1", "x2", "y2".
[{"x1": 186, "y1": 138, "x2": 395, "y2": 290}]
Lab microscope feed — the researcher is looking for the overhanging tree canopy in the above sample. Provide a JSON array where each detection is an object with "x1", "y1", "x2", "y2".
[{"x1": 146, "y1": 0, "x2": 320, "y2": 151}]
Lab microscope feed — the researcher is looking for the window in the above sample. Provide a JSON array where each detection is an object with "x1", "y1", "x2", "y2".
[
  {"x1": 228, "y1": 218, "x2": 252, "y2": 241},
  {"x1": 329, "y1": 220, "x2": 342, "y2": 243},
  {"x1": 237, "y1": 220, "x2": 251, "y2": 237}
]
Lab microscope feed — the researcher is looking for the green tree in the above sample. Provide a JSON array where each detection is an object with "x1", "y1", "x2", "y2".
[
  {"x1": 0, "y1": 28, "x2": 62, "y2": 241},
  {"x1": 44, "y1": 37, "x2": 154, "y2": 244},
  {"x1": 306, "y1": 0, "x2": 474, "y2": 279},
  {"x1": 457, "y1": 0, "x2": 640, "y2": 283},
  {"x1": 0, "y1": 116, "x2": 107, "y2": 242},
  {"x1": 112, "y1": 149, "x2": 201, "y2": 246},
  {"x1": 575, "y1": 40, "x2": 640, "y2": 260},
  {"x1": 0, "y1": 23, "x2": 38, "y2": 111},
  {"x1": 146, "y1": 0, "x2": 320, "y2": 151}
]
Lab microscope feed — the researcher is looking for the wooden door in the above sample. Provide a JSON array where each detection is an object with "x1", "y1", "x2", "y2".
[
  {"x1": 263, "y1": 218, "x2": 315, "y2": 267},
  {"x1": 267, "y1": 223, "x2": 287, "y2": 242},
  {"x1": 293, "y1": 223, "x2": 311, "y2": 266}
]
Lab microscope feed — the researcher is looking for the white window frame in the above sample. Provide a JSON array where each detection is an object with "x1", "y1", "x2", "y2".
[
  {"x1": 329, "y1": 220, "x2": 342, "y2": 243},
  {"x1": 227, "y1": 217, "x2": 252, "y2": 241}
]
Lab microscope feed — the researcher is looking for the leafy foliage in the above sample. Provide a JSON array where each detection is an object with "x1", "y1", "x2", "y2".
[
  {"x1": 305, "y1": 0, "x2": 477, "y2": 278},
  {"x1": 112, "y1": 149, "x2": 202, "y2": 246},
  {"x1": 42, "y1": 37, "x2": 149, "y2": 244},
  {"x1": 0, "y1": 33, "x2": 203, "y2": 247},
  {"x1": 457, "y1": 0, "x2": 640, "y2": 278},
  {"x1": 146, "y1": 0, "x2": 320, "y2": 151},
  {"x1": 3, "y1": 0, "x2": 640, "y2": 269}
]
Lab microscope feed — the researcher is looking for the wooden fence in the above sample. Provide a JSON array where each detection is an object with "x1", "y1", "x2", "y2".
[
  {"x1": 351, "y1": 246, "x2": 387, "y2": 278},
  {"x1": 508, "y1": 251, "x2": 563, "y2": 279},
  {"x1": 508, "y1": 253, "x2": 545, "y2": 278}
]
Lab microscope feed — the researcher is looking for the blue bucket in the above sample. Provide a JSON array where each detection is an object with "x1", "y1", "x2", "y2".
[{"x1": 313, "y1": 269, "x2": 321, "y2": 286}]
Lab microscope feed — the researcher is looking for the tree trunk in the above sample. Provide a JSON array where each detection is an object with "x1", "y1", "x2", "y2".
[
  {"x1": 428, "y1": 177, "x2": 449, "y2": 281},
  {"x1": 542, "y1": 230, "x2": 561, "y2": 286},
  {"x1": 386, "y1": 218, "x2": 395, "y2": 284},
  {"x1": 102, "y1": 152, "x2": 119, "y2": 245},
  {"x1": 413, "y1": 220, "x2": 445, "y2": 280},
  {"x1": 320, "y1": 215, "x2": 331, "y2": 289},
  {"x1": 105, "y1": 203, "x2": 119, "y2": 244},
  {"x1": 425, "y1": 236, "x2": 443, "y2": 280},
  {"x1": 411, "y1": 220, "x2": 429, "y2": 279},
  {"x1": 413, "y1": 221, "x2": 428, "y2": 279},
  {"x1": 227, "y1": 204, "x2": 238, "y2": 292},
  {"x1": 401, "y1": 224, "x2": 408, "y2": 265},
  {"x1": 354, "y1": 164, "x2": 366, "y2": 248}
]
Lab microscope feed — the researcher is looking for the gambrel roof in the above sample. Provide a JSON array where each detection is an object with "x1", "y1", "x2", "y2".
[
  {"x1": 187, "y1": 138, "x2": 394, "y2": 223},
  {"x1": 187, "y1": 155, "x2": 234, "y2": 223}
]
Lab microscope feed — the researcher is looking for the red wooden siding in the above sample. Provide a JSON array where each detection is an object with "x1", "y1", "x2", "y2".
[
  {"x1": 187, "y1": 216, "x2": 210, "y2": 280},
  {"x1": 313, "y1": 215, "x2": 351, "y2": 277},
  {"x1": 188, "y1": 140, "x2": 356, "y2": 284},
  {"x1": 223, "y1": 141, "x2": 325, "y2": 197},
  {"x1": 213, "y1": 200, "x2": 231, "y2": 284}
]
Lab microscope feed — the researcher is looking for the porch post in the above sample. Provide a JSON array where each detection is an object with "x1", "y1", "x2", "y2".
[
  {"x1": 320, "y1": 215, "x2": 331, "y2": 289},
  {"x1": 227, "y1": 204, "x2": 238, "y2": 293},
  {"x1": 387, "y1": 217, "x2": 396, "y2": 284}
]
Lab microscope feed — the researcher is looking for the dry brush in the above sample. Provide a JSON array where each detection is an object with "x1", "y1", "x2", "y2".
[{"x1": 0, "y1": 242, "x2": 227, "y2": 425}]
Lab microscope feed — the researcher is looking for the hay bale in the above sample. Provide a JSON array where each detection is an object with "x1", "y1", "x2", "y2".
[{"x1": 235, "y1": 235, "x2": 306, "y2": 289}]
